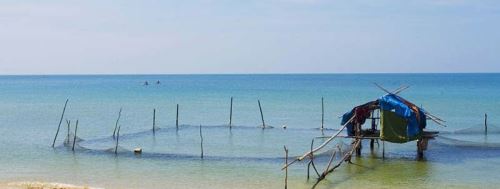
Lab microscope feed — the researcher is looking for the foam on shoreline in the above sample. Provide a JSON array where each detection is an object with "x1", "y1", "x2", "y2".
[{"x1": 4, "y1": 182, "x2": 103, "y2": 189}]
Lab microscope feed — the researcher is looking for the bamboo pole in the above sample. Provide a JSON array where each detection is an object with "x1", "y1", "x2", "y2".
[
  {"x1": 370, "y1": 110, "x2": 375, "y2": 150},
  {"x1": 281, "y1": 116, "x2": 355, "y2": 170},
  {"x1": 319, "y1": 149, "x2": 337, "y2": 181},
  {"x1": 309, "y1": 138, "x2": 320, "y2": 177},
  {"x1": 284, "y1": 146, "x2": 288, "y2": 189},
  {"x1": 321, "y1": 97, "x2": 324, "y2": 130},
  {"x1": 258, "y1": 100, "x2": 265, "y2": 129},
  {"x1": 176, "y1": 104, "x2": 179, "y2": 130},
  {"x1": 66, "y1": 120, "x2": 71, "y2": 143},
  {"x1": 112, "y1": 108, "x2": 122, "y2": 138},
  {"x1": 229, "y1": 97, "x2": 233, "y2": 128},
  {"x1": 485, "y1": 113, "x2": 488, "y2": 135},
  {"x1": 324, "y1": 150, "x2": 337, "y2": 174},
  {"x1": 307, "y1": 161, "x2": 312, "y2": 180},
  {"x1": 52, "y1": 99, "x2": 69, "y2": 147},
  {"x1": 153, "y1": 108, "x2": 156, "y2": 134},
  {"x1": 115, "y1": 125, "x2": 121, "y2": 154},
  {"x1": 355, "y1": 122, "x2": 362, "y2": 156},
  {"x1": 312, "y1": 139, "x2": 361, "y2": 188},
  {"x1": 199, "y1": 124, "x2": 204, "y2": 159},
  {"x1": 72, "y1": 120, "x2": 78, "y2": 151}
]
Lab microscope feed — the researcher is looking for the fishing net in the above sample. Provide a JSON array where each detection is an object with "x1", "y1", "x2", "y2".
[
  {"x1": 57, "y1": 125, "x2": 347, "y2": 162},
  {"x1": 54, "y1": 123, "x2": 500, "y2": 164},
  {"x1": 452, "y1": 124, "x2": 500, "y2": 134}
]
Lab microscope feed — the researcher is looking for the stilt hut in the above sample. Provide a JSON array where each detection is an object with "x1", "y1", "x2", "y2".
[{"x1": 340, "y1": 93, "x2": 441, "y2": 157}]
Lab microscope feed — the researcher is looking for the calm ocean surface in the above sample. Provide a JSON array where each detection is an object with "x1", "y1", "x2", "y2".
[{"x1": 1, "y1": 74, "x2": 499, "y2": 188}]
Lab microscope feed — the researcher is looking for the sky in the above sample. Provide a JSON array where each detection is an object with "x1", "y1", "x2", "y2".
[{"x1": 0, "y1": 0, "x2": 499, "y2": 74}]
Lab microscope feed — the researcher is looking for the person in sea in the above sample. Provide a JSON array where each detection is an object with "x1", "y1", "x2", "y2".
[
  {"x1": 144, "y1": 81, "x2": 149, "y2": 86},
  {"x1": 156, "y1": 80, "x2": 160, "y2": 85}
]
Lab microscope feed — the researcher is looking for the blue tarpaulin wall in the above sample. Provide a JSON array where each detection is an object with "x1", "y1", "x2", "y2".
[
  {"x1": 341, "y1": 94, "x2": 427, "y2": 143},
  {"x1": 379, "y1": 94, "x2": 426, "y2": 141}
]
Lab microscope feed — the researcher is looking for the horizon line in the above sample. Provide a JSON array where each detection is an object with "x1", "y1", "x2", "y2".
[{"x1": 0, "y1": 72, "x2": 500, "y2": 76}]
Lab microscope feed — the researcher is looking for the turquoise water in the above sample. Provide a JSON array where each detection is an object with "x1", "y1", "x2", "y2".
[{"x1": 1, "y1": 74, "x2": 500, "y2": 188}]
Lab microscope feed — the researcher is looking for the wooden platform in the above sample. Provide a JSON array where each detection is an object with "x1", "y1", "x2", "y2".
[
  {"x1": 336, "y1": 129, "x2": 439, "y2": 158},
  {"x1": 337, "y1": 130, "x2": 439, "y2": 140}
]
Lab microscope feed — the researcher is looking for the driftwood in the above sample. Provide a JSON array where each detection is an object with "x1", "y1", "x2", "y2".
[
  {"x1": 258, "y1": 100, "x2": 266, "y2": 128},
  {"x1": 72, "y1": 120, "x2": 78, "y2": 151},
  {"x1": 112, "y1": 108, "x2": 122, "y2": 138},
  {"x1": 52, "y1": 99, "x2": 69, "y2": 147}
]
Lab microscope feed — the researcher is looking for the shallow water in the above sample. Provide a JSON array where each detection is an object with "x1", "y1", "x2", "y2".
[{"x1": 1, "y1": 74, "x2": 499, "y2": 189}]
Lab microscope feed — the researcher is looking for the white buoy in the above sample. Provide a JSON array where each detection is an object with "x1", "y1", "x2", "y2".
[{"x1": 134, "y1": 148, "x2": 142, "y2": 154}]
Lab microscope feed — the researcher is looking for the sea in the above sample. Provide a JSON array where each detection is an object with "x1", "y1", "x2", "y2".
[{"x1": 0, "y1": 74, "x2": 499, "y2": 189}]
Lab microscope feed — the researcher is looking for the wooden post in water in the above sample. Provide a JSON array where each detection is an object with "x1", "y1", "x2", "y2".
[
  {"x1": 66, "y1": 120, "x2": 71, "y2": 145},
  {"x1": 355, "y1": 122, "x2": 362, "y2": 156},
  {"x1": 229, "y1": 97, "x2": 233, "y2": 128},
  {"x1": 199, "y1": 124, "x2": 204, "y2": 159},
  {"x1": 485, "y1": 113, "x2": 488, "y2": 135},
  {"x1": 153, "y1": 108, "x2": 156, "y2": 134},
  {"x1": 176, "y1": 104, "x2": 179, "y2": 130},
  {"x1": 382, "y1": 141, "x2": 385, "y2": 159},
  {"x1": 370, "y1": 110, "x2": 376, "y2": 150},
  {"x1": 258, "y1": 100, "x2": 266, "y2": 129},
  {"x1": 321, "y1": 97, "x2": 324, "y2": 130},
  {"x1": 284, "y1": 146, "x2": 288, "y2": 189},
  {"x1": 72, "y1": 120, "x2": 78, "y2": 151},
  {"x1": 66, "y1": 120, "x2": 71, "y2": 143},
  {"x1": 52, "y1": 99, "x2": 69, "y2": 147},
  {"x1": 115, "y1": 125, "x2": 121, "y2": 155},
  {"x1": 417, "y1": 139, "x2": 424, "y2": 159},
  {"x1": 113, "y1": 108, "x2": 122, "y2": 138}
]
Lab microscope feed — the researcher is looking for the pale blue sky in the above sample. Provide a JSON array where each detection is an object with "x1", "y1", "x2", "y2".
[{"x1": 0, "y1": 0, "x2": 499, "y2": 74}]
